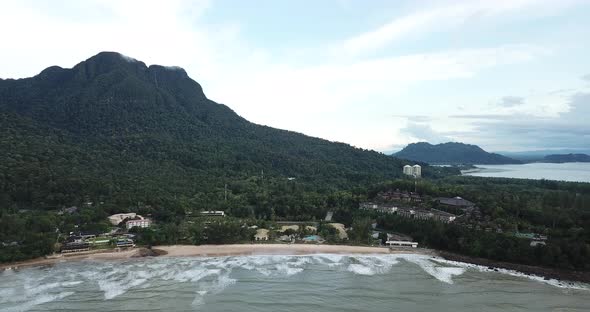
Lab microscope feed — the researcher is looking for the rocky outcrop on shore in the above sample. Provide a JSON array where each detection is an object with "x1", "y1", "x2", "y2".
[{"x1": 438, "y1": 251, "x2": 590, "y2": 284}]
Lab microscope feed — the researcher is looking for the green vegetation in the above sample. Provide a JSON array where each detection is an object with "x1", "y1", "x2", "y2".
[
  {"x1": 367, "y1": 177, "x2": 590, "y2": 270},
  {"x1": 0, "y1": 52, "x2": 588, "y2": 274}
]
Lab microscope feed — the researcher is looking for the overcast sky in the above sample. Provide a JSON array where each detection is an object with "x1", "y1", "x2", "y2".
[{"x1": 1, "y1": 0, "x2": 589, "y2": 153}]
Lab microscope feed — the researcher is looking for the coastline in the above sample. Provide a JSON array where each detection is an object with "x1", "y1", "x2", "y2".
[
  {"x1": 152, "y1": 244, "x2": 433, "y2": 257},
  {"x1": 438, "y1": 251, "x2": 590, "y2": 284},
  {"x1": 0, "y1": 244, "x2": 432, "y2": 271},
  {"x1": 2, "y1": 244, "x2": 588, "y2": 284}
]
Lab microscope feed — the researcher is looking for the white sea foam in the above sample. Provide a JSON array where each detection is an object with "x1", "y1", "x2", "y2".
[
  {"x1": 275, "y1": 263, "x2": 304, "y2": 276},
  {"x1": 347, "y1": 264, "x2": 375, "y2": 275},
  {"x1": 431, "y1": 257, "x2": 590, "y2": 291},
  {"x1": 191, "y1": 274, "x2": 236, "y2": 307},
  {"x1": 1, "y1": 291, "x2": 74, "y2": 312},
  {"x1": 97, "y1": 269, "x2": 153, "y2": 300},
  {"x1": 394, "y1": 254, "x2": 465, "y2": 284}
]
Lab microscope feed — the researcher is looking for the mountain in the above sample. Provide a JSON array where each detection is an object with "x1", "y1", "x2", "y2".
[
  {"x1": 498, "y1": 149, "x2": 590, "y2": 162},
  {"x1": 0, "y1": 52, "x2": 456, "y2": 211},
  {"x1": 543, "y1": 153, "x2": 590, "y2": 163},
  {"x1": 394, "y1": 142, "x2": 521, "y2": 165}
]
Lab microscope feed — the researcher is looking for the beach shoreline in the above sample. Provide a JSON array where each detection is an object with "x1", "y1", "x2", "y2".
[
  {"x1": 437, "y1": 251, "x2": 590, "y2": 284},
  {"x1": 153, "y1": 244, "x2": 434, "y2": 257},
  {"x1": 0, "y1": 244, "x2": 432, "y2": 271},
  {"x1": 2, "y1": 244, "x2": 588, "y2": 284}
]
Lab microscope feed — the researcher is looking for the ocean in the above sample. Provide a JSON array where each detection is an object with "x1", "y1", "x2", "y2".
[
  {"x1": 462, "y1": 162, "x2": 590, "y2": 183},
  {"x1": 1, "y1": 254, "x2": 589, "y2": 312}
]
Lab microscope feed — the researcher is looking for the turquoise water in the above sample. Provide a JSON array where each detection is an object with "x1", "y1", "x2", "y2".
[
  {"x1": 303, "y1": 235, "x2": 320, "y2": 241},
  {"x1": 462, "y1": 162, "x2": 590, "y2": 183},
  {"x1": 1, "y1": 254, "x2": 589, "y2": 311}
]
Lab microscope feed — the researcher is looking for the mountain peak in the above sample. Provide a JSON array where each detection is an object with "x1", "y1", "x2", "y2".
[
  {"x1": 71, "y1": 51, "x2": 148, "y2": 80},
  {"x1": 0, "y1": 52, "x2": 218, "y2": 135}
]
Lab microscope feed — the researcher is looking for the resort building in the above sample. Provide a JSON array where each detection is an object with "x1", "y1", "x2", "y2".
[
  {"x1": 377, "y1": 189, "x2": 422, "y2": 203},
  {"x1": 360, "y1": 202, "x2": 457, "y2": 223},
  {"x1": 200, "y1": 210, "x2": 225, "y2": 217},
  {"x1": 126, "y1": 218, "x2": 151, "y2": 229},
  {"x1": 61, "y1": 241, "x2": 90, "y2": 253},
  {"x1": 359, "y1": 202, "x2": 398, "y2": 214},
  {"x1": 437, "y1": 196, "x2": 475, "y2": 208},
  {"x1": 430, "y1": 209, "x2": 457, "y2": 223},
  {"x1": 108, "y1": 213, "x2": 138, "y2": 225},
  {"x1": 386, "y1": 240, "x2": 418, "y2": 248},
  {"x1": 254, "y1": 229, "x2": 269, "y2": 241},
  {"x1": 116, "y1": 238, "x2": 135, "y2": 248}
]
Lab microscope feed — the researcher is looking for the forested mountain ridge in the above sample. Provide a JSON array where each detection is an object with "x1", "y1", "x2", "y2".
[
  {"x1": 394, "y1": 142, "x2": 521, "y2": 165},
  {"x1": 0, "y1": 52, "x2": 455, "y2": 211},
  {"x1": 543, "y1": 153, "x2": 590, "y2": 163}
]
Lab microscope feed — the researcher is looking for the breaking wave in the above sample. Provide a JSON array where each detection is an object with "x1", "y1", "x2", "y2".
[{"x1": 0, "y1": 253, "x2": 587, "y2": 311}]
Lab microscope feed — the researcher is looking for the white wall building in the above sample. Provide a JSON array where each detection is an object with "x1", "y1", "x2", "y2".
[
  {"x1": 386, "y1": 240, "x2": 418, "y2": 248},
  {"x1": 108, "y1": 213, "x2": 137, "y2": 225},
  {"x1": 412, "y1": 165, "x2": 421, "y2": 177},
  {"x1": 403, "y1": 164, "x2": 421, "y2": 177},
  {"x1": 126, "y1": 219, "x2": 151, "y2": 229},
  {"x1": 200, "y1": 211, "x2": 225, "y2": 217},
  {"x1": 403, "y1": 165, "x2": 412, "y2": 175}
]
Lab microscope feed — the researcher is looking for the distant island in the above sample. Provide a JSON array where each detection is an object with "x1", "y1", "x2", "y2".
[
  {"x1": 542, "y1": 153, "x2": 590, "y2": 163},
  {"x1": 393, "y1": 142, "x2": 521, "y2": 165}
]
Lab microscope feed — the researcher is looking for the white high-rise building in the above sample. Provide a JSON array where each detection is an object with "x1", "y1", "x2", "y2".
[
  {"x1": 403, "y1": 165, "x2": 413, "y2": 175},
  {"x1": 403, "y1": 164, "x2": 421, "y2": 177},
  {"x1": 412, "y1": 165, "x2": 421, "y2": 177}
]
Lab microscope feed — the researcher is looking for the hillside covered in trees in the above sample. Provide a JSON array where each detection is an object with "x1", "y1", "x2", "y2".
[
  {"x1": 0, "y1": 52, "x2": 456, "y2": 213},
  {"x1": 394, "y1": 142, "x2": 521, "y2": 165}
]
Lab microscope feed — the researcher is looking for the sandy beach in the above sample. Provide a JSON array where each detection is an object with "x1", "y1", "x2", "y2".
[
  {"x1": 0, "y1": 248, "x2": 144, "y2": 271},
  {"x1": 154, "y1": 244, "x2": 432, "y2": 257},
  {"x1": 0, "y1": 244, "x2": 432, "y2": 271}
]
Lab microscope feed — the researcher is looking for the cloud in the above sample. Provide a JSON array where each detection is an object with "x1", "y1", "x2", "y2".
[
  {"x1": 399, "y1": 122, "x2": 451, "y2": 144},
  {"x1": 497, "y1": 96, "x2": 525, "y2": 107},
  {"x1": 336, "y1": 0, "x2": 577, "y2": 57},
  {"x1": 392, "y1": 115, "x2": 432, "y2": 122},
  {"x1": 450, "y1": 114, "x2": 525, "y2": 120},
  {"x1": 446, "y1": 92, "x2": 590, "y2": 151}
]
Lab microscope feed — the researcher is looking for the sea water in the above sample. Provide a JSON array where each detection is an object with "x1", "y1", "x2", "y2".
[
  {"x1": 462, "y1": 162, "x2": 590, "y2": 183},
  {"x1": 1, "y1": 254, "x2": 589, "y2": 311}
]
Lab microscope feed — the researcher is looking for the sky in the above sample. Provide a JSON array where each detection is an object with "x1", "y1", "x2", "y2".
[{"x1": 0, "y1": 0, "x2": 589, "y2": 153}]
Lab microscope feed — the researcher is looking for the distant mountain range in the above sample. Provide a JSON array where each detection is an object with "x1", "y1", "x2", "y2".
[
  {"x1": 498, "y1": 149, "x2": 590, "y2": 162},
  {"x1": 393, "y1": 142, "x2": 521, "y2": 165},
  {"x1": 543, "y1": 153, "x2": 590, "y2": 163}
]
